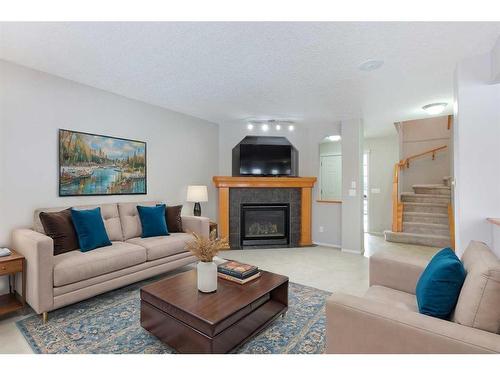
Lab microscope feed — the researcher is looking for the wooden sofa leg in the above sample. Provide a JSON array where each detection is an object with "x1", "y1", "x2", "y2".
[{"x1": 42, "y1": 312, "x2": 48, "y2": 323}]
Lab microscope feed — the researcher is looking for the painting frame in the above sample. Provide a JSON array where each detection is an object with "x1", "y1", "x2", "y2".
[{"x1": 58, "y1": 129, "x2": 147, "y2": 197}]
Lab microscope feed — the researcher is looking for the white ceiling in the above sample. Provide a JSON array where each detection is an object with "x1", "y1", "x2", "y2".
[{"x1": 1, "y1": 22, "x2": 500, "y2": 137}]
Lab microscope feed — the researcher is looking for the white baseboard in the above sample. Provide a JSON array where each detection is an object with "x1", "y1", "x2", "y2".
[
  {"x1": 341, "y1": 247, "x2": 363, "y2": 254},
  {"x1": 313, "y1": 241, "x2": 341, "y2": 249}
]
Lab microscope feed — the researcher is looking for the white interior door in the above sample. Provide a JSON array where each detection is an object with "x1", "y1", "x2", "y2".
[{"x1": 320, "y1": 155, "x2": 342, "y2": 200}]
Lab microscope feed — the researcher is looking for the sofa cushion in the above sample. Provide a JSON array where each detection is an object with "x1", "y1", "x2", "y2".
[
  {"x1": 39, "y1": 208, "x2": 79, "y2": 255},
  {"x1": 118, "y1": 201, "x2": 159, "y2": 240},
  {"x1": 127, "y1": 232, "x2": 192, "y2": 261},
  {"x1": 71, "y1": 207, "x2": 112, "y2": 252},
  {"x1": 165, "y1": 205, "x2": 183, "y2": 233},
  {"x1": 453, "y1": 241, "x2": 500, "y2": 334},
  {"x1": 137, "y1": 204, "x2": 169, "y2": 238},
  {"x1": 53, "y1": 241, "x2": 147, "y2": 287},
  {"x1": 364, "y1": 285, "x2": 419, "y2": 313},
  {"x1": 34, "y1": 203, "x2": 123, "y2": 241},
  {"x1": 415, "y1": 248, "x2": 466, "y2": 319}
]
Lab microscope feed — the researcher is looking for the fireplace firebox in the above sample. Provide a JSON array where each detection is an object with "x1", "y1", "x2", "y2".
[{"x1": 240, "y1": 204, "x2": 290, "y2": 247}]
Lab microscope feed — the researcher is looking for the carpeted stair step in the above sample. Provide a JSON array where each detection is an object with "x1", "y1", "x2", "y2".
[
  {"x1": 403, "y1": 222, "x2": 450, "y2": 236},
  {"x1": 401, "y1": 192, "x2": 450, "y2": 204},
  {"x1": 403, "y1": 212, "x2": 449, "y2": 225},
  {"x1": 412, "y1": 184, "x2": 451, "y2": 196},
  {"x1": 404, "y1": 202, "x2": 449, "y2": 214},
  {"x1": 384, "y1": 230, "x2": 450, "y2": 248}
]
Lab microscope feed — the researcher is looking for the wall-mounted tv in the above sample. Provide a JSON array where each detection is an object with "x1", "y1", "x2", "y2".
[{"x1": 232, "y1": 136, "x2": 298, "y2": 176}]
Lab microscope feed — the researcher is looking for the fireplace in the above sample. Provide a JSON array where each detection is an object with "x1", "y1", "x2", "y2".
[{"x1": 240, "y1": 203, "x2": 290, "y2": 247}]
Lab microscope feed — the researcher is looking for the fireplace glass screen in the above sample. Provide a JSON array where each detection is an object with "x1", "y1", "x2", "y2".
[{"x1": 240, "y1": 204, "x2": 289, "y2": 246}]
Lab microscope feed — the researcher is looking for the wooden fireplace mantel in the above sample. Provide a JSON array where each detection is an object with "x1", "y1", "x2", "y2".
[{"x1": 212, "y1": 176, "x2": 317, "y2": 247}]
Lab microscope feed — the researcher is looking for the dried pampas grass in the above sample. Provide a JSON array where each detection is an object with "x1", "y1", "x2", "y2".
[{"x1": 185, "y1": 230, "x2": 228, "y2": 262}]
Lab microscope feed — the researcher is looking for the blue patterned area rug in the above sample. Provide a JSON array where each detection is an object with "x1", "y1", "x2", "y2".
[{"x1": 16, "y1": 275, "x2": 330, "y2": 354}]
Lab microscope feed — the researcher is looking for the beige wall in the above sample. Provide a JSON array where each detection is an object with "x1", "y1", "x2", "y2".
[
  {"x1": 399, "y1": 116, "x2": 451, "y2": 192},
  {"x1": 364, "y1": 135, "x2": 399, "y2": 234},
  {"x1": 0, "y1": 60, "x2": 220, "y2": 248},
  {"x1": 454, "y1": 52, "x2": 500, "y2": 257},
  {"x1": 0, "y1": 60, "x2": 220, "y2": 293},
  {"x1": 341, "y1": 119, "x2": 364, "y2": 253},
  {"x1": 218, "y1": 122, "x2": 343, "y2": 247}
]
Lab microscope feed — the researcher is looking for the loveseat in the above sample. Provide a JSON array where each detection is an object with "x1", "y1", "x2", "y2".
[
  {"x1": 326, "y1": 241, "x2": 500, "y2": 353},
  {"x1": 12, "y1": 201, "x2": 209, "y2": 321}
]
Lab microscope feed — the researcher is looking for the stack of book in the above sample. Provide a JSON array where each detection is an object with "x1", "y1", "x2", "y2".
[{"x1": 217, "y1": 261, "x2": 260, "y2": 284}]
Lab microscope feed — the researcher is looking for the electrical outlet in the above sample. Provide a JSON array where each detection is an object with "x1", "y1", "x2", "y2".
[{"x1": 319, "y1": 226, "x2": 324, "y2": 233}]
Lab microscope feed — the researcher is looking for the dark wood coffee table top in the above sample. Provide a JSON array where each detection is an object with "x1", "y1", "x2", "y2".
[
  {"x1": 141, "y1": 269, "x2": 288, "y2": 325},
  {"x1": 141, "y1": 268, "x2": 288, "y2": 353}
]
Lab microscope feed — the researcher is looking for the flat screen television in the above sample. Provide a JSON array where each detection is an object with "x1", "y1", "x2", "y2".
[{"x1": 239, "y1": 144, "x2": 292, "y2": 176}]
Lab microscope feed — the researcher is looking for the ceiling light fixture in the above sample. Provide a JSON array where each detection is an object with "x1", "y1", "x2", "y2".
[
  {"x1": 245, "y1": 119, "x2": 296, "y2": 131},
  {"x1": 422, "y1": 102, "x2": 448, "y2": 115},
  {"x1": 358, "y1": 59, "x2": 384, "y2": 72}
]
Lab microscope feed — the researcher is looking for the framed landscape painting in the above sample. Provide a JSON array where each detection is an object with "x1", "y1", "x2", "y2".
[{"x1": 59, "y1": 129, "x2": 147, "y2": 196}]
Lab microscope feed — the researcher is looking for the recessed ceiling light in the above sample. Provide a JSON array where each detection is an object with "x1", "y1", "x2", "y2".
[
  {"x1": 275, "y1": 124, "x2": 281, "y2": 131},
  {"x1": 358, "y1": 59, "x2": 384, "y2": 72},
  {"x1": 422, "y1": 103, "x2": 448, "y2": 115},
  {"x1": 261, "y1": 124, "x2": 269, "y2": 131},
  {"x1": 288, "y1": 125, "x2": 294, "y2": 131},
  {"x1": 247, "y1": 123, "x2": 254, "y2": 130}
]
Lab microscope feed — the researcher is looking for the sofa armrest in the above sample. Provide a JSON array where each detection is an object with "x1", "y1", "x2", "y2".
[
  {"x1": 326, "y1": 292, "x2": 500, "y2": 354},
  {"x1": 182, "y1": 216, "x2": 210, "y2": 239},
  {"x1": 12, "y1": 229, "x2": 54, "y2": 314},
  {"x1": 369, "y1": 250, "x2": 433, "y2": 294}
]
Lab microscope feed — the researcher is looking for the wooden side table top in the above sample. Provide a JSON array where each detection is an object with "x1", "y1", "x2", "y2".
[{"x1": 0, "y1": 249, "x2": 24, "y2": 264}]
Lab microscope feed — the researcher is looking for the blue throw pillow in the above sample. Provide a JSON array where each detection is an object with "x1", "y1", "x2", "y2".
[
  {"x1": 70, "y1": 207, "x2": 112, "y2": 252},
  {"x1": 416, "y1": 248, "x2": 466, "y2": 319},
  {"x1": 137, "y1": 204, "x2": 169, "y2": 238}
]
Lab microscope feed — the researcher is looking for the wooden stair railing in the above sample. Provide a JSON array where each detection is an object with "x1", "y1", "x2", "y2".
[{"x1": 391, "y1": 145, "x2": 448, "y2": 232}]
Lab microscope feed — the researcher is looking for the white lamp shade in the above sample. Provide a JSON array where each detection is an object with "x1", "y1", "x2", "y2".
[{"x1": 187, "y1": 185, "x2": 208, "y2": 202}]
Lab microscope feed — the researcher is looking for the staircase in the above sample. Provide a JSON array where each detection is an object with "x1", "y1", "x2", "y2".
[{"x1": 385, "y1": 182, "x2": 452, "y2": 248}]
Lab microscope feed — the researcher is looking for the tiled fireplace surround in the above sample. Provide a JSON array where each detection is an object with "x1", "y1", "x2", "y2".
[
  {"x1": 229, "y1": 188, "x2": 301, "y2": 249},
  {"x1": 213, "y1": 177, "x2": 317, "y2": 250}
]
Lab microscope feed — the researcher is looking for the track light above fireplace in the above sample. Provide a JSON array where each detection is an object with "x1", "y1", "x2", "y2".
[{"x1": 245, "y1": 119, "x2": 296, "y2": 132}]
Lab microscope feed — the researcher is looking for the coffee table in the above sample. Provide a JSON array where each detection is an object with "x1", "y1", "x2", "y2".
[{"x1": 140, "y1": 269, "x2": 288, "y2": 353}]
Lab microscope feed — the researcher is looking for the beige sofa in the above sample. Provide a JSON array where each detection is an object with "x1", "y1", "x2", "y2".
[
  {"x1": 326, "y1": 241, "x2": 500, "y2": 353},
  {"x1": 12, "y1": 201, "x2": 208, "y2": 320}
]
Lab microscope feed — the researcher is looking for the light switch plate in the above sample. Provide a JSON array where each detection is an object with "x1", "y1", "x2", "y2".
[
  {"x1": 348, "y1": 189, "x2": 356, "y2": 197},
  {"x1": 371, "y1": 188, "x2": 381, "y2": 194}
]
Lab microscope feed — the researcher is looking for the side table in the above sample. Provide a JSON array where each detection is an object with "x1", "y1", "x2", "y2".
[
  {"x1": 0, "y1": 250, "x2": 26, "y2": 317},
  {"x1": 209, "y1": 221, "x2": 230, "y2": 249}
]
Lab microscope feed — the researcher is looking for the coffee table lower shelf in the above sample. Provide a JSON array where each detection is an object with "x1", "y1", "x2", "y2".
[{"x1": 141, "y1": 297, "x2": 287, "y2": 354}]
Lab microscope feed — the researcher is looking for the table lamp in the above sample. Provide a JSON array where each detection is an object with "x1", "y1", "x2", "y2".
[{"x1": 187, "y1": 185, "x2": 208, "y2": 216}]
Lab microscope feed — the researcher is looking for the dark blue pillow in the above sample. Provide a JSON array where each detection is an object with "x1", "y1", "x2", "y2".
[
  {"x1": 137, "y1": 204, "x2": 169, "y2": 238},
  {"x1": 416, "y1": 248, "x2": 466, "y2": 319},
  {"x1": 70, "y1": 207, "x2": 112, "y2": 252}
]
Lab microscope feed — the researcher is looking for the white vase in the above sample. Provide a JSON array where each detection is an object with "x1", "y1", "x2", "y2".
[{"x1": 197, "y1": 261, "x2": 217, "y2": 293}]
